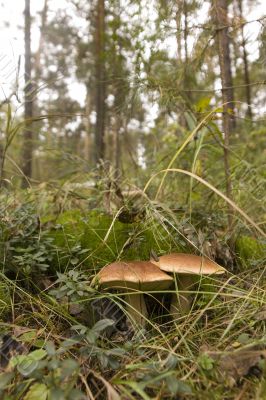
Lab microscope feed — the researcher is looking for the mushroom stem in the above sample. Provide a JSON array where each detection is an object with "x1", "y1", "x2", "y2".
[
  {"x1": 170, "y1": 275, "x2": 195, "y2": 319},
  {"x1": 124, "y1": 293, "x2": 147, "y2": 327}
]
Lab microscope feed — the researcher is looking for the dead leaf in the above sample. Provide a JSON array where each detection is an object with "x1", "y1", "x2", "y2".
[{"x1": 204, "y1": 346, "x2": 266, "y2": 386}]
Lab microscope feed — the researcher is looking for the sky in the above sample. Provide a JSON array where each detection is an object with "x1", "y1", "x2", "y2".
[{"x1": 0, "y1": 0, "x2": 264, "y2": 112}]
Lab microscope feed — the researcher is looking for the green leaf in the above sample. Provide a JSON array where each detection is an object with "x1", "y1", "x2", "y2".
[
  {"x1": 165, "y1": 376, "x2": 192, "y2": 395},
  {"x1": 164, "y1": 354, "x2": 179, "y2": 369},
  {"x1": 165, "y1": 376, "x2": 180, "y2": 395},
  {"x1": 92, "y1": 319, "x2": 115, "y2": 333},
  {"x1": 18, "y1": 331, "x2": 37, "y2": 343},
  {"x1": 45, "y1": 341, "x2": 56, "y2": 356},
  {"x1": 60, "y1": 359, "x2": 79, "y2": 379},
  {"x1": 16, "y1": 356, "x2": 39, "y2": 376},
  {"x1": 198, "y1": 353, "x2": 214, "y2": 371},
  {"x1": 24, "y1": 383, "x2": 49, "y2": 400},
  {"x1": 11, "y1": 349, "x2": 47, "y2": 376},
  {"x1": 0, "y1": 372, "x2": 14, "y2": 389},
  {"x1": 238, "y1": 333, "x2": 250, "y2": 344},
  {"x1": 27, "y1": 349, "x2": 47, "y2": 361},
  {"x1": 48, "y1": 388, "x2": 65, "y2": 400}
]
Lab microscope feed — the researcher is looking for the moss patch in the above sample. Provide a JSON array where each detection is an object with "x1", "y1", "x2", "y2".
[
  {"x1": 235, "y1": 235, "x2": 265, "y2": 265},
  {"x1": 46, "y1": 209, "x2": 88, "y2": 271},
  {"x1": 47, "y1": 209, "x2": 183, "y2": 272},
  {"x1": 81, "y1": 211, "x2": 182, "y2": 270}
]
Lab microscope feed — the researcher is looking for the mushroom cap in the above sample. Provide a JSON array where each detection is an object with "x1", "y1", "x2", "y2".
[
  {"x1": 150, "y1": 253, "x2": 226, "y2": 275},
  {"x1": 97, "y1": 261, "x2": 173, "y2": 291}
]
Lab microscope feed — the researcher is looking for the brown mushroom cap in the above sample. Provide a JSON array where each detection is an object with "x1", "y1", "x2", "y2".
[
  {"x1": 98, "y1": 261, "x2": 173, "y2": 291},
  {"x1": 150, "y1": 253, "x2": 226, "y2": 275}
]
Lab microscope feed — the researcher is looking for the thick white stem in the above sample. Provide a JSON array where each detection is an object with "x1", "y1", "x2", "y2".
[{"x1": 125, "y1": 293, "x2": 147, "y2": 328}]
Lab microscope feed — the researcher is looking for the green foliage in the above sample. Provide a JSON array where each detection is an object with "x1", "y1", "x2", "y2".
[
  {"x1": 0, "y1": 281, "x2": 11, "y2": 319},
  {"x1": 0, "y1": 343, "x2": 83, "y2": 400},
  {"x1": 198, "y1": 353, "x2": 215, "y2": 371},
  {"x1": 80, "y1": 210, "x2": 181, "y2": 269},
  {"x1": 235, "y1": 235, "x2": 265, "y2": 265},
  {"x1": 0, "y1": 1, "x2": 265, "y2": 398},
  {"x1": 49, "y1": 270, "x2": 94, "y2": 302},
  {"x1": 0, "y1": 203, "x2": 55, "y2": 280}
]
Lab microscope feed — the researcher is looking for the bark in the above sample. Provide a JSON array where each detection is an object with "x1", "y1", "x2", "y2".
[
  {"x1": 34, "y1": 0, "x2": 48, "y2": 84},
  {"x1": 21, "y1": 0, "x2": 33, "y2": 187},
  {"x1": 83, "y1": 86, "x2": 92, "y2": 161},
  {"x1": 214, "y1": 0, "x2": 234, "y2": 230},
  {"x1": 215, "y1": 0, "x2": 235, "y2": 130},
  {"x1": 184, "y1": 0, "x2": 188, "y2": 65},
  {"x1": 94, "y1": 0, "x2": 106, "y2": 164},
  {"x1": 114, "y1": 115, "x2": 121, "y2": 177},
  {"x1": 238, "y1": 0, "x2": 252, "y2": 120},
  {"x1": 175, "y1": 0, "x2": 187, "y2": 128},
  {"x1": 175, "y1": 3, "x2": 182, "y2": 62}
]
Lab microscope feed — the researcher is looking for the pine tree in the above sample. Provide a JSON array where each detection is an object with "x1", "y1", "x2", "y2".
[{"x1": 21, "y1": 0, "x2": 33, "y2": 187}]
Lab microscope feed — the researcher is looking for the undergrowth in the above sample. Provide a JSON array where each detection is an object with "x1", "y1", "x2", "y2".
[{"x1": 0, "y1": 156, "x2": 265, "y2": 399}]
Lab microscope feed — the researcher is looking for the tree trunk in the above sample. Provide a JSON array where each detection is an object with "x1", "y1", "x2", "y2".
[
  {"x1": 215, "y1": 0, "x2": 235, "y2": 130},
  {"x1": 94, "y1": 0, "x2": 106, "y2": 164},
  {"x1": 84, "y1": 86, "x2": 92, "y2": 161},
  {"x1": 175, "y1": 0, "x2": 187, "y2": 128},
  {"x1": 175, "y1": 4, "x2": 182, "y2": 62},
  {"x1": 114, "y1": 115, "x2": 121, "y2": 177},
  {"x1": 184, "y1": 0, "x2": 188, "y2": 65},
  {"x1": 238, "y1": 0, "x2": 252, "y2": 120},
  {"x1": 214, "y1": 0, "x2": 234, "y2": 230},
  {"x1": 21, "y1": 0, "x2": 33, "y2": 187},
  {"x1": 34, "y1": 0, "x2": 48, "y2": 84}
]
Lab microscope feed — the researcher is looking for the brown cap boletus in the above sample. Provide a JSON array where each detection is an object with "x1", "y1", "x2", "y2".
[
  {"x1": 97, "y1": 261, "x2": 173, "y2": 327},
  {"x1": 150, "y1": 253, "x2": 226, "y2": 318}
]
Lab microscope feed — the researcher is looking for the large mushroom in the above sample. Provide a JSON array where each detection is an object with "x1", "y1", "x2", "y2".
[
  {"x1": 96, "y1": 261, "x2": 173, "y2": 327},
  {"x1": 150, "y1": 253, "x2": 226, "y2": 318}
]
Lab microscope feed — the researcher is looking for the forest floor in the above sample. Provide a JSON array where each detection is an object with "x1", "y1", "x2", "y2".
[{"x1": 0, "y1": 181, "x2": 265, "y2": 400}]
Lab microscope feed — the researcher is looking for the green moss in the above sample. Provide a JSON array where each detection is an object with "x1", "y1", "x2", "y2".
[
  {"x1": 46, "y1": 209, "x2": 88, "y2": 271},
  {"x1": 80, "y1": 211, "x2": 137, "y2": 268},
  {"x1": 81, "y1": 211, "x2": 182, "y2": 270},
  {"x1": 46, "y1": 209, "x2": 183, "y2": 272},
  {"x1": 235, "y1": 235, "x2": 265, "y2": 265}
]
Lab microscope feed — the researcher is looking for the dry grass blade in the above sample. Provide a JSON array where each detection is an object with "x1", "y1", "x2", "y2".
[{"x1": 144, "y1": 168, "x2": 266, "y2": 237}]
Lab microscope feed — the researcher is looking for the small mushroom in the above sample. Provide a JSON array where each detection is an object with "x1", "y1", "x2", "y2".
[
  {"x1": 96, "y1": 261, "x2": 173, "y2": 327},
  {"x1": 150, "y1": 253, "x2": 226, "y2": 318}
]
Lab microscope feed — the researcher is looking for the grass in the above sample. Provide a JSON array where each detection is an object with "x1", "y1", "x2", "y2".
[
  {"x1": 1, "y1": 265, "x2": 266, "y2": 399},
  {"x1": 0, "y1": 114, "x2": 265, "y2": 398},
  {"x1": 0, "y1": 179, "x2": 265, "y2": 399}
]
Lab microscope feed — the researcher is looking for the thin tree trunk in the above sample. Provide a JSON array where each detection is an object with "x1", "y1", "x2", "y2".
[
  {"x1": 114, "y1": 116, "x2": 121, "y2": 176},
  {"x1": 175, "y1": 4, "x2": 182, "y2": 62},
  {"x1": 183, "y1": 0, "x2": 191, "y2": 100},
  {"x1": 35, "y1": 0, "x2": 48, "y2": 84},
  {"x1": 184, "y1": 1, "x2": 188, "y2": 65},
  {"x1": 94, "y1": 0, "x2": 106, "y2": 164},
  {"x1": 175, "y1": 0, "x2": 187, "y2": 128},
  {"x1": 21, "y1": 0, "x2": 33, "y2": 187},
  {"x1": 238, "y1": 0, "x2": 252, "y2": 120},
  {"x1": 84, "y1": 87, "x2": 92, "y2": 161},
  {"x1": 215, "y1": 0, "x2": 235, "y2": 130},
  {"x1": 214, "y1": 0, "x2": 234, "y2": 230},
  {"x1": 33, "y1": 0, "x2": 49, "y2": 179}
]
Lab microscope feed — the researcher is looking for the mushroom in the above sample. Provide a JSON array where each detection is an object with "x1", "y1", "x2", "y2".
[
  {"x1": 96, "y1": 261, "x2": 173, "y2": 327},
  {"x1": 150, "y1": 253, "x2": 226, "y2": 318}
]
